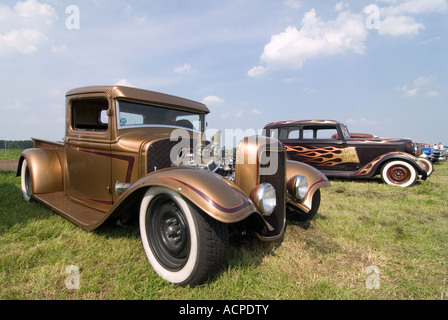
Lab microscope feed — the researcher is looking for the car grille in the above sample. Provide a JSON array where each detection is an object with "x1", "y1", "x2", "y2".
[
  {"x1": 146, "y1": 138, "x2": 209, "y2": 173},
  {"x1": 259, "y1": 149, "x2": 286, "y2": 238},
  {"x1": 147, "y1": 138, "x2": 189, "y2": 173}
]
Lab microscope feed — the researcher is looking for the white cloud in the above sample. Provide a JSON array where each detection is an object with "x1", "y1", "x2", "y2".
[
  {"x1": 51, "y1": 44, "x2": 67, "y2": 54},
  {"x1": 248, "y1": 9, "x2": 367, "y2": 77},
  {"x1": 284, "y1": 0, "x2": 301, "y2": 9},
  {"x1": 202, "y1": 95, "x2": 224, "y2": 107},
  {"x1": 427, "y1": 91, "x2": 440, "y2": 97},
  {"x1": 380, "y1": 0, "x2": 448, "y2": 16},
  {"x1": 414, "y1": 76, "x2": 433, "y2": 86},
  {"x1": 251, "y1": 109, "x2": 261, "y2": 115},
  {"x1": 221, "y1": 109, "x2": 245, "y2": 119},
  {"x1": 0, "y1": 0, "x2": 58, "y2": 56},
  {"x1": 283, "y1": 77, "x2": 298, "y2": 83},
  {"x1": 379, "y1": 15, "x2": 424, "y2": 36},
  {"x1": 247, "y1": 66, "x2": 267, "y2": 78},
  {"x1": 404, "y1": 87, "x2": 418, "y2": 97},
  {"x1": 0, "y1": 28, "x2": 47, "y2": 55},
  {"x1": 396, "y1": 86, "x2": 418, "y2": 97},
  {"x1": 116, "y1": 79, "x2": 135, "y2": 87},
  {"x1": 174, "y1": 63, "x2": 196, "y2": 74},
  {"x1": 14, "y1": 0, "x2": 58, "y2": 25},
  {"x1": 396, "y1": 75, "x2": 438, "y2": 97},
  {"x1": 335, "y1": 2, "x2": 349, "y2": 12},
  {"x1": 5, "y1": 99, "x2": 26, "y2": 111}
]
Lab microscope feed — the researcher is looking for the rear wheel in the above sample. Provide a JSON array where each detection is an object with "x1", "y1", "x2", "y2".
[
  {"x1": 381, "y1": 160, "x2": 417, "y2": 187},
  {"x1": 139, "y1": 187, "x2": 228, "y2": 286},
  {"x1": 20, "y1": 159, "x2": 33, "y2": 202},
  {"x1": 417, "y1": 158, "x2": 434, "y2": 176}
]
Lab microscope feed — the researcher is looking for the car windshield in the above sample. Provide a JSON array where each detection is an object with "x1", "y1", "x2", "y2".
[
  {"x1": 340, "y1": 124, "x2": 351, "y2": 140},
  {"x1": 116, "y1": 99, "x2": 205, "y2": 132}
]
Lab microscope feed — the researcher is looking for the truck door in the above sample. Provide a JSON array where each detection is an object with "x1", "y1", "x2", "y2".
[{"x1": 65, "y1": 96, "x2": 112, "y2": 212}]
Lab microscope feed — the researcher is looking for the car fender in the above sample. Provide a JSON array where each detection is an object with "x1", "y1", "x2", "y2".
[
  {"x1": 17, "y1": 149, "x2": 63, "y2": 194},
  {"x1": 286, "y1": 160, "x2": 331, "y2": 212},
  {"x1": 355, "y1": 152, "x2": 427, "y2": 180},
  {"x1": 110, "y1": 167, "x2": 258, "y2": 225}
]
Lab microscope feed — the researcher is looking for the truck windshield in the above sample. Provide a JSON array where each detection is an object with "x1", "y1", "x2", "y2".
[{"x1": 116, "y1": 99, "x2": 205, "y2": 132}]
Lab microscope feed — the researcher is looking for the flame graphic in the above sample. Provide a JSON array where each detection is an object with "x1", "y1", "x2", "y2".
[{"x1": 285, "y1": 145, "x2": 360, "y2": 167}]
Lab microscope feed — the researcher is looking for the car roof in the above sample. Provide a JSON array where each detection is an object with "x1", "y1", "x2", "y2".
[
  {"x1": 66, "y1": 85, "x2": 210, "y2": 114},
  {"x1": 264, "y1": 120, "x2": 341, "y2": 128}
]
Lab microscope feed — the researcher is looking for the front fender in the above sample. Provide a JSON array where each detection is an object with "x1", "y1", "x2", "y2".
[
  {"x1": 111, "y1": 167, "x2": 258, "y2": 224},
  {"x1": 18, "y1": 149, "x2": 63, "y2": 194},
  {"x1": 286, "y1": 160, "x2": 331, "y2": 212}
]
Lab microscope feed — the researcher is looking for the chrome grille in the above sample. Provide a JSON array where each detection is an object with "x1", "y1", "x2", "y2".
[{"x1": 259, "y1": 149, "x2": 286, "y2": 238}]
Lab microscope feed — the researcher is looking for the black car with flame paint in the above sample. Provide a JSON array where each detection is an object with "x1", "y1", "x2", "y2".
[{"x1": 263, "y1": 120, "x2": 430, "y2": 187}]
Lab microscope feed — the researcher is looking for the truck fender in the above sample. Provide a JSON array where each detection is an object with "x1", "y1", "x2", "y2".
[
  {"x1": 285, "y1": 160, "x2": 331, "y2": 212},
  {"x1": 18, "y1": 149, "x2": 63, "y2": 194},
  {"x1": 110, "y1": 167, "x2": 258, "y2": 225}
]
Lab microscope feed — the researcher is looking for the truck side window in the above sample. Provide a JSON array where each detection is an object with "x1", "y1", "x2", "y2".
[{"x1": 72, "y1": 98, "x2": 109, "y2": 131}]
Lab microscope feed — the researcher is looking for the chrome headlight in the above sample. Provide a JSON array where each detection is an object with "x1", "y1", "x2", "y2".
[
  {"x1": 287, "y1": 174, "x2": 308, "y2": 201},
  {"x1": 251, "y1": 183, "x2": 276, "y2": 216}
]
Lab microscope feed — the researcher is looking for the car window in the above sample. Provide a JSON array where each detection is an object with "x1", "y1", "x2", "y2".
[
  {"x1": 302, "y1": 129, "x2": 314, "y2": 139},
  {"x1": 316, "y1": 128, "x2": 338, "y2": 139},
  {"x1": 116, "y1": 99, "x2": 204, "y2": 132},
  {"x1": 287, "y1": 129, "x2": 300, "y2": 139},
  {"x1": 71, "y1": 98, "x2": 109, "y2": 131},
  {"x1": 302, "y1": 126, "x2": 339, "y2": 140}
]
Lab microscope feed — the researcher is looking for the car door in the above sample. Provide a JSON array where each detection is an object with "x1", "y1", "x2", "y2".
[
  {"x1": 65, "y1": 95, "x2": 113, "y2": 212},
  {"x1": 280, "y1": 125, "x2": 353, "y2": 171}
]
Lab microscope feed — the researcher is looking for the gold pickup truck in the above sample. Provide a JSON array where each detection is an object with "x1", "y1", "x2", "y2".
[{"x1": 18, "y1": 86, "x2": 330, "y2": 286}]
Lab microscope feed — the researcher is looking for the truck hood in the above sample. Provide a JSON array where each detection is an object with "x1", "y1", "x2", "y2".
[{"x1": 115, "y1": 126, "x2": 202, "y2": 151}]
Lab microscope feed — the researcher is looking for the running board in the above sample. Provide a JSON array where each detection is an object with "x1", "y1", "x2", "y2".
[{"x1": 34, "y1": 192, "x2": 107, "y2": 231}]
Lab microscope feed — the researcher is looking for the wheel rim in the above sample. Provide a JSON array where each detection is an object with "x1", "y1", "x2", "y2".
[
  {"x1": 146, "y1": 194, "x2": 190, "y2": 271},
  {"x1": 387, "y1": 165, "x2": 411, "y2": 184}
]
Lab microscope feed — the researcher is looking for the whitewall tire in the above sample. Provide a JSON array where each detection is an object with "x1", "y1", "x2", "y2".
[
  {"x1": 381, "y1": 160, "x2": 417, "y2": 187},
  {"x1": 20, "y1": 159, "x2": 33, "y2": 202},
  {"x1": 139, "y1": 186, "x2": 228, "y2": 286}
]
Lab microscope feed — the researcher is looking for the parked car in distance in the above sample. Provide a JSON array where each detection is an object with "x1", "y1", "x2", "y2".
[
  {"x1": 263, "y1": 120, "x2": 429, "y2": 187},
  {"x1": 17, "y1": 86, "x2": 330, "y2": 286},
  {"x1": 416, "y1": 143, "x2": 446, "y2": 163}
]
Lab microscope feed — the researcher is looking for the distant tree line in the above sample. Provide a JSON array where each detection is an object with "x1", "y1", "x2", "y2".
[{"x1": 0, "y1": 140, "x2": 33, "y2": 150}]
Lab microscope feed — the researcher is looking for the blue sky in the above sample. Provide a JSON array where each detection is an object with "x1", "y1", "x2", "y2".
[{"x1": 1, "y1": 0, "x2": 447, "y2": 147}]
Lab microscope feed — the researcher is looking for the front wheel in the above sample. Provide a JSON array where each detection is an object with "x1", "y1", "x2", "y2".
[
  {"x1": 287, "y1": 189, "x2": 321, "y2": 221},
  {"x1": 20, "y1": 159, "x2": 33, "y2": 202},
  {"x1": 139, "y1": 187, "x2": 228, "y2": 286},
  {"x1": 381, "y1": 160, "x2": 417, "y2": 187},
  {"x1": 417, "y1": 158, "x2": 434, "y2": 176}
]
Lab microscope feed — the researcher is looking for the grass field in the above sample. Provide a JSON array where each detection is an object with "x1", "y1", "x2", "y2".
[{"x1": 0, "y1": 150, "x2": 447, "y2": 300}]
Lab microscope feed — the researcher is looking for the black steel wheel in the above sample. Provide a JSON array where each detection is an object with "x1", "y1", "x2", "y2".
[{"x1": 139, "y1": 187, "x2": 228, "y2": 286}]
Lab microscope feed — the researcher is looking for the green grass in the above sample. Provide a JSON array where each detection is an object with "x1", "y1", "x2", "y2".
[
  {"x1": 0, "y1": 162, "x2": 447, "y2": 300},
  {"x1": 0, "y1": 149, "x2": 23, "y2": 160}
]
